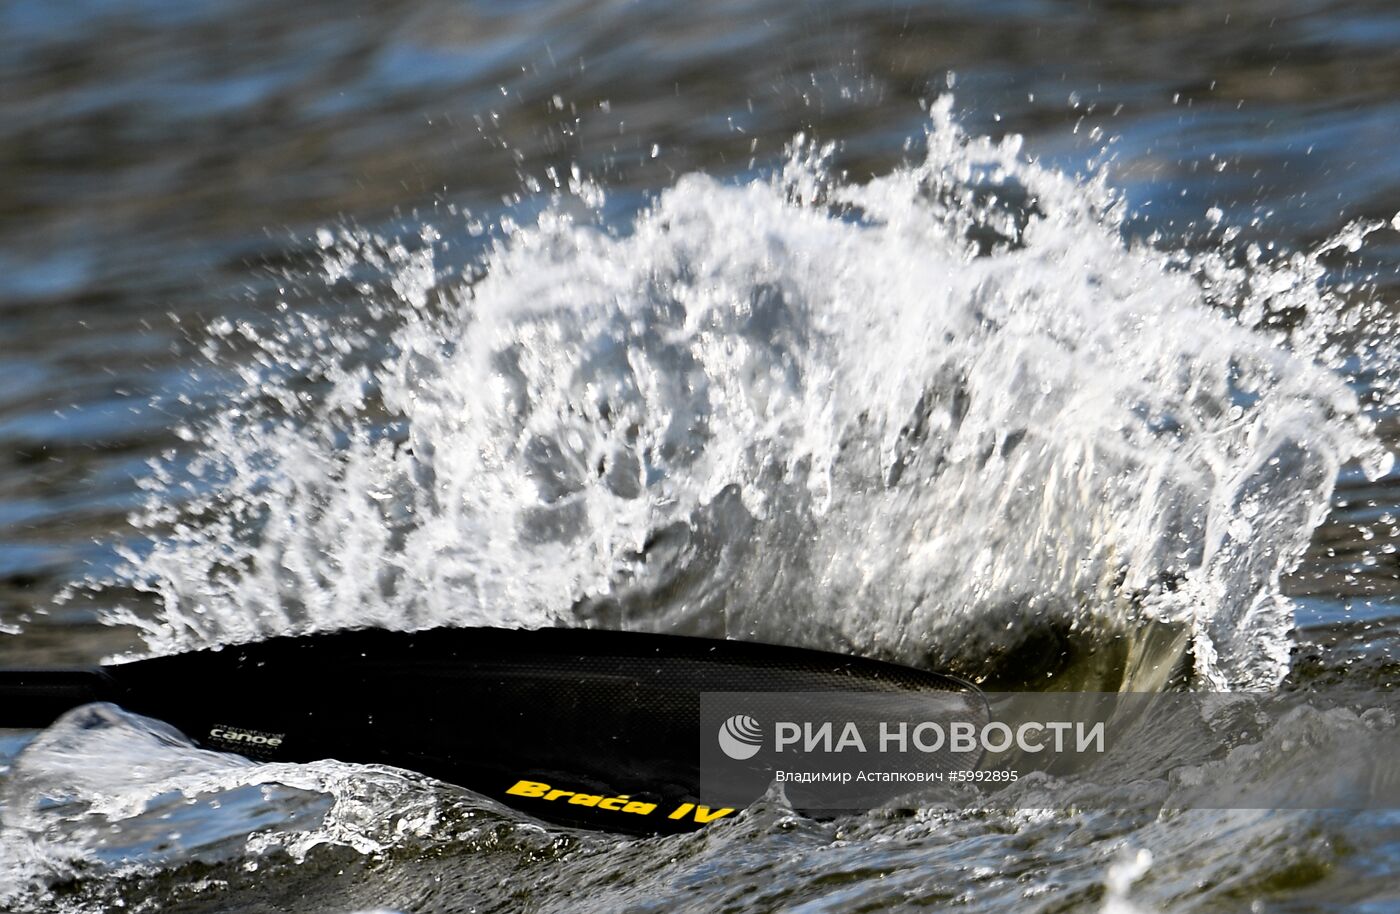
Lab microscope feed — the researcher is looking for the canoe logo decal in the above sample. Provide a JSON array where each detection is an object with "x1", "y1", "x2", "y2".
[
  {"x1": 207, "y1": 724, "x2": 285, "y2": 754},
  {"x1": 717, "y1": 714, "x2": 763, "y2": 760}
]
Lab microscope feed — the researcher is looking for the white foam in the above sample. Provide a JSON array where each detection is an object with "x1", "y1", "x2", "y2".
[
  {"x1": 91, "y1": 99, "x2": 1395, "y2": 689},
  {"x1": 0, "y1": 704, "x2": 444, "y2": 908}
]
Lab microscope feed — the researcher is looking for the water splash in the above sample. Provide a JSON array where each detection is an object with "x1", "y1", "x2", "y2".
[
  {"x1": 0, "y1": 704, "x2": 446, "y2": 909},
  {"x1": 94, "y1": 99, "x2": 1394, "y2": 689},
  {"x1": 1101, "y1": 848, "x2": 1154, "y2": 914}
]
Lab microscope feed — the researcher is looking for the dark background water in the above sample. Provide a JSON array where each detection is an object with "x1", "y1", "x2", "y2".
[{"x1": 4, "y1": 1, "x2": 1400, "y2": 911}]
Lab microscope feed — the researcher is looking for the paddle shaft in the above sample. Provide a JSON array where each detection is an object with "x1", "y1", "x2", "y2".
[
  {"x1": 0, "y1": 627, "x2": 977, "y2": 834},
  {"x1": 0, "y1": 668, "x2": 117, "y2": 728}
]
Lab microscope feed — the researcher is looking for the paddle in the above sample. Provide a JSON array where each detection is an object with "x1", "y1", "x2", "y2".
[{"x1": 0, "y1": 626, "x2": 975, "y2": 835}]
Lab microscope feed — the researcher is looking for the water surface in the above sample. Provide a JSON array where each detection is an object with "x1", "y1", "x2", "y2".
[{"x1": 3, "y1": 1, "x2": 1400, "y2": 911}]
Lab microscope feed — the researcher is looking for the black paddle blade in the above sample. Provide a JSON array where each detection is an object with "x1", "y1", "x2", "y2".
[{"x1": 8, "y1": 627, "x2": 974, "y2": 835}]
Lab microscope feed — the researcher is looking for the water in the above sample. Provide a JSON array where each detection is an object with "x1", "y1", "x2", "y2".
[{"x1": 4, "y1": 0, "x2": 1400, "y2": 910}]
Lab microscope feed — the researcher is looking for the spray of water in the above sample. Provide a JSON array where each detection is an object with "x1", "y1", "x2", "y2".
[
  {"x1": 93, "y1": 98, "x2": 1395, "y2": 689},
  {"x1": 0, "y1": 704, "x2": 448, "y2": 909}
]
